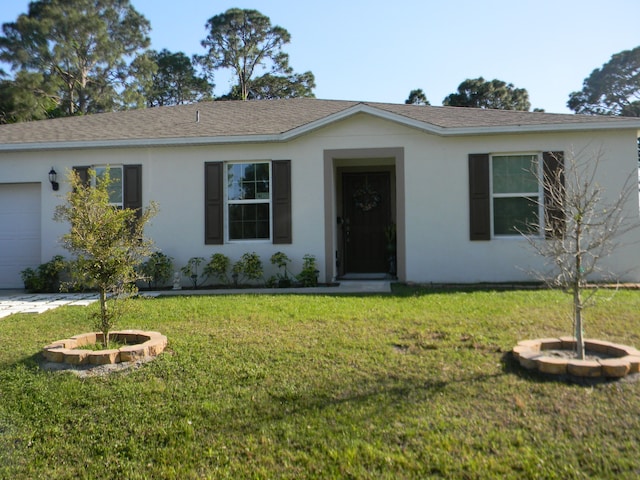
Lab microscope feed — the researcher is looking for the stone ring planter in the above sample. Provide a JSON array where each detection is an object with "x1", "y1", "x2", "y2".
[
  {"x1": 42, "y1": 330, "x2": 167, "y2": 366},
  {"x1": 513, "y1": 337, "x2": 640, "y2": 378}
]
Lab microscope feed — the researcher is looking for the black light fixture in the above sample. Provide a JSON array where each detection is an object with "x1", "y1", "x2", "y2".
[{"x1": 48, "y1": 167, "x2": 59, "y2": 191}]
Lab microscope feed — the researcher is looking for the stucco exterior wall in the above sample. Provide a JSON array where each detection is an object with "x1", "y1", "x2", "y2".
[{"x1": 0, "y1": 112, "x2": 638, "y2": 288}]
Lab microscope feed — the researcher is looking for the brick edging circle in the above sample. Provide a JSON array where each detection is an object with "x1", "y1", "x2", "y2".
[
  {"x1": 42, "y1": 330, "x2": 167, "y2": 366},
  {"x1": 513, "y1": 337, "x2": 640, "y2": 378}
]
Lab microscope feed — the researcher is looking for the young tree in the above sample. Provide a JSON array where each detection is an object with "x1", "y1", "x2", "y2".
[
  {"x1": 523, "y1": 149, "x2": 638, "y2": 359},
  {"x1": 198, "y1": 8, "x2": 315, "y2": 100},
  {"x1": 405, "y1": 89, "x2": 430, "y2": 105},
  {"x1": 443, "y1": 77, "x2": 531, "y2": 111},
  {"x1": 54, "y1": 168, "x2": 157, "y2": 347},
  {"x1": 0, "y1": 0, "x2": 153, "y2": 119},
  {"x1": 145, "y1": 49, "x2": 213, "y2": 107},
  {"x1": 568, "y1": 46, "x2": 640, "y2": 117}
]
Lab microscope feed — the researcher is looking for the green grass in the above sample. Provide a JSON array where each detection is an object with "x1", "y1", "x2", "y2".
[{"x1": 2, "y1": 287, "x2": 640, "y2": 479}]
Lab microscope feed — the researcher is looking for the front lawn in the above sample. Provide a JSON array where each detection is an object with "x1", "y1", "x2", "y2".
[{"x1": 1, "y1": 287, "x2": 640, "y2": 479}]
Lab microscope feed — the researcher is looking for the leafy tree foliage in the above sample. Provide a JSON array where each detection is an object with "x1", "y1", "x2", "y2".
[
  {"x1": 54, "y1": 168, "x2": 157, "y2": 347},
  {"x1": 443, "y1": 77, "x2": 531, "y2": 111},
  {"x1": 405, "y1": 89, "x2": 430, "y2": 105},
  {"x1": 145, "y1": 49, "x2": 212, "y2": 107},
  {"x1": 0, "y1": 71, "x2": 60, "y2": 123},
  {"x1": 0, "y1": 0, "x2": 153, "y2": 119},
  {"x1": 568, "y1": 46, "x2": 640, "y2": 116},
  {"x1": 217, "y1": 71, "x2": 316, "y2": 101},
  {"x1": 199, "y1": 8, "x2": 315, "y2": 100}
]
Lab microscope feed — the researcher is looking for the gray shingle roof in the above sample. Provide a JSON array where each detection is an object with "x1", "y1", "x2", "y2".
[{"x1": 0, "y1": 98, "x2": 638, "y2": 150}]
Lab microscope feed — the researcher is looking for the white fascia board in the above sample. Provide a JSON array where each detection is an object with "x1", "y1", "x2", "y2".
[
  {"x1": 0, "y1": 134, "x2": 282, "y2": 152},
  {"x1": 442, "y1": 122, "x2": 640, "y2": 136}
]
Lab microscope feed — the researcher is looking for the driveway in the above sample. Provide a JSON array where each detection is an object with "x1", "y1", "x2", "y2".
[{"x1": 0, "y1": 292, "x2": 99, "y2": 318}]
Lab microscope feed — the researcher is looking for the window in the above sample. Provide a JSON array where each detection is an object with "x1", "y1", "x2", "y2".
[
  {"x1": 468, "y1": 152, "x2": 564, "y2": 241},
  {"x1": 205, "y1": 160, "x2": 291, "y2": 245},
  {"x1": 226, "y1": 162, "x2": 271, "y2": 240},
  {"x1": 491, "y1": 154, "x2": 541, "y2": 236},
  {"x1": 73, "y1": 165, "x2": 142, "y2": 214},
  {"x1": 94, "y1": 165, "x2": 124, "y2": 207}
]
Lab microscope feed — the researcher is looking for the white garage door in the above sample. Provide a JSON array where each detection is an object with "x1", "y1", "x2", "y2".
[{"x1": 0, "y1": 184, "x2": 41, "y2": 289}]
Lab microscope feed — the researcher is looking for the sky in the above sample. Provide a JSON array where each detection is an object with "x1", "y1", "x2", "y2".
[{"x1": 1, "y1": 0, "x2": 639, "y2": 113}]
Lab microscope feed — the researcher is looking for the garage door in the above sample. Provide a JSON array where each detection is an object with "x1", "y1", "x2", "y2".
[{"x1": 0, "y1": 184, "x2": 41, "y2": 289}]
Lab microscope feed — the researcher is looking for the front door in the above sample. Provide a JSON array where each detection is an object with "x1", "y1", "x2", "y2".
[{"x1": 342, "y1": 172, "x2": 391, "y2": 274}]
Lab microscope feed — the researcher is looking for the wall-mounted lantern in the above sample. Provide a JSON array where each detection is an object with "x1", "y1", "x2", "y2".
[{"x1": 48, "y1": 167, "x2": 59, "y2": 191}]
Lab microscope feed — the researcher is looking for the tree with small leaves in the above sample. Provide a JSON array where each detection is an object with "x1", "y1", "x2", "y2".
[
  {"x1": 54, "y1": 168, "x2": 157, "y2": 347},
  {"x1": 0, "y1": 0, "x2": 154, "y2": 119},
  {"x1": 405, "y1": 89, "x2": 430, "y2": 105},
  {"x1": 145, "y1": 49, "x2": 213, "y2": 107},
  {"x1": 568, "y1": 46, "x2": 640, "y2": 117},
  {"x1": 443, "y1": 77, "x2": 531, "y2": 110},
  {"x1": 198, "y1": 8, "x2": 314, "y2": 101}
]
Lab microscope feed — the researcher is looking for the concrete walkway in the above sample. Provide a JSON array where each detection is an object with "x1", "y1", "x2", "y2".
[
  {"x1": 0, "y1": 292, "x2": 100, "y2": 318},
  {"x1": 0, "y1": 281, "x2": 391, "y2": 318}
]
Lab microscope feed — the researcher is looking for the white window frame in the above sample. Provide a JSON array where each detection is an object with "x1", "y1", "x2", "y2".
[
  {"x1": 489, "y1": 153, "x2": 544, "y2": 238},
  {"x1": 92, "y1": 165, "x2": 124, "y2": 208},
  {"x1": 225, "y1": 160, "x2": 272, "y2": 243}
]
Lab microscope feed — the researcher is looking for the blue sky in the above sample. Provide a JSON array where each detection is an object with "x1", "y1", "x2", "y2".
[{"x1": 1, "y1": 0, "x2": 639, "y2": 113}]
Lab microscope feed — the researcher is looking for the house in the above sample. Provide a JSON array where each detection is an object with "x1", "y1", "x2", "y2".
[{"x1": 1, "y1": 98, "x2": 639, "y2": 289}]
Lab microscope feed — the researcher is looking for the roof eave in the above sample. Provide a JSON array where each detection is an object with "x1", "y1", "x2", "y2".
[{"x1": 0, "y1": 133, "x2": 283, "y2": 152}]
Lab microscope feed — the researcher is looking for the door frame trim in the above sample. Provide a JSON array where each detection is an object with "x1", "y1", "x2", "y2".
[{"x1": 323, "y1": 147, "x2": 405, "y2": 283}]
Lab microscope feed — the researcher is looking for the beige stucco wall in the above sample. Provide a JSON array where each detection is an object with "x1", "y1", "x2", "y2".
[{"x1": 0, "y1": 112, "x2": 638, "y2": 287}]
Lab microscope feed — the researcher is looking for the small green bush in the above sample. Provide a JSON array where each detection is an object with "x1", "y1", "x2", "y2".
[
  {"x1": 232, "y1": 252, "x2": 263, "y2": 285},
  {"x1": 139, "y1": 252, "x2": 174, "y2": 289},
  {"x1": 204, "y1": 253, "x2": 231, "y2": 285},
  {"x1": 297, "y1": 254, "x2": 318, "y2": 287},
  {"x1": 20, "y1": 255, "x2": 67, "y2": 293},
  {"x1": 270, "y1": 251, "x2": 292, "y2": 287},
  {"x1": 181, "y1": 257, "x2": 206, "y2": 288}
]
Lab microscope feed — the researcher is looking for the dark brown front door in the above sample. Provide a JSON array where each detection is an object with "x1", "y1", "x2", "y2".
[{"x1": 342, "y1": 172, "x2": 391, "y2": 273}]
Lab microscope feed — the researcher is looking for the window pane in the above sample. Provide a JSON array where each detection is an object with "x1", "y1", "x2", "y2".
[
  {"x1": 227, "y1": 163, "x2": 270, "y2": 200},
  {"x1": 494, "y1": 197, "x2": 539, "y2": 235},
  {"x1": 95, "y1": 166, "x2": 123, "y2": 204},
  {"x1": 227, "y1": 164, "x2": 245, "y2": 200},
  {"x1": 493, "y1": 155, "x2": 538, "y2": 193},
  {"x1": 228, "y1": 203, "x2": 270, "y2": 240}
]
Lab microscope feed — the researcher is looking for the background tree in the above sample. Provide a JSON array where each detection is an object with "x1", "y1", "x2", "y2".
[
  {"x1": 0, "y1": 0, "x2": 153, "y2": 120},
  {"x1": 0, "y1": 71, "x2": 60, "y2": 123},
  {"x1": 443, "y1": 77, "x2": 531, "y2": 110},
  {"x1": 568, "y1": 46, "x2": 640, "y2": 117},
  {"x1": 199, "y1": 8, "x2": 315, "y2": 100},
  {"x1": 405, "y1": 88, "x2": 430, "y2": 105},
  {"x1": 523, "y1": 149, "x2": 638, "y2": 359},
  {"x1": 145, "y1": 49, "x2": 213, "y2": 107},
  {"x1": 217, "y1": 71, "x2": 315, "y2": 100},
  {"x1": 54, "y1": 168, "x2": 157, "y2": 347}
]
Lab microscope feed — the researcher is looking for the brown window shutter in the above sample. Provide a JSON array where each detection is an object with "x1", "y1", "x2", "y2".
[
  {"x1": 205, "y1": 162, "x2": 224, "y2": 245},
  {"x1": 543, "y1": 151, "x2": 565, "y2": 238},
  {"x1": 468, "y1": 154, "x2": 491, "y2": 240},
  {"x1": 272, "y1": 160, "x2": 292, "y2": 244},
  {"x1": 123, "y1": 165, "x2": 142, "y2": 216}
]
